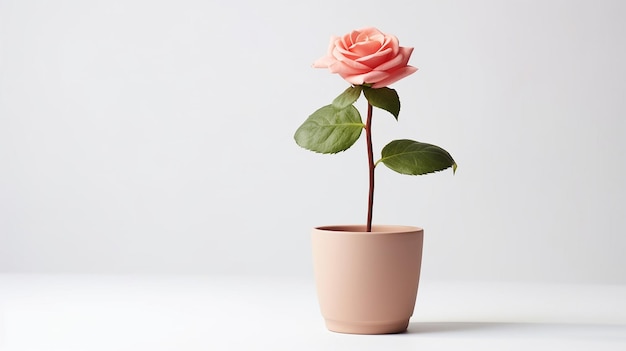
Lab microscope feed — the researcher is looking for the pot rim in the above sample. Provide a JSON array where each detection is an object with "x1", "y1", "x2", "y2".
[{"x1": 314, "y1": 224, "x2": 423, "y2": 234}]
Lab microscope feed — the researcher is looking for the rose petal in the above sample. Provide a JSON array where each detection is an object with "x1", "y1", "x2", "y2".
[
  {"x1": 325, "y1": 36, "x2": 340, "y2": 55},
  {"x1": 312, "y1": 36, "x2": 340, "y2": 68},
  {"x1": 355, "y1": 27, "x2": 384, "y2": 41},
  {"x1": 340, "y1": 75, "x2": 367, "y2": 86},
  {"x1": 379, "y1": 35, "x2": 400, "y2": 56},
  {"x1": 350, "y1": 40, "x2": 382, "y2": 56},
  {"x1": 334, "y1": 45, "x2": 363, "y2": 61},
  {"x1": 328, "y1": 60, "x2": 369, "y2": 75},
  {"x1": 343, "y1": 32, "x2": 353, "y2": 46},
  {"x1": 356, "y1": 47, "x2": 393, "y2": 68},
  {"x1": 374, "y1": 47, "x2": 414, "y2": 71},
  {"x1": 370, "y1": 66, "x2": 418, "y2": 88},
  {"x1": 312, "y1": 55, "x2": 335, "y2": 68},
  {"x1": 332, "y1": 49, "x2": 371, "y2": 70},
  {"x1": 374, "y1": 52, "x2": 404, "y2": 71},
  {"x1": 397, "y1": 46, "x2": 414, "y2": 66},
  {"x1": 341, "y1": 70, "x2": 390, "y2": 86}
]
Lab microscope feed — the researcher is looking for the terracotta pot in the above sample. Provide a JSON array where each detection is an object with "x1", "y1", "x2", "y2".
[{"x1": 311, "y1": 225, "x2": 424, "y2": 334}]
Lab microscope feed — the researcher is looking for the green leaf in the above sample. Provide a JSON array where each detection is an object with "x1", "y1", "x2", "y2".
[
  {"x1": 363, "y1": 87, "x2": 401, "y2": 120},
  {"x1": 294, "y1": 104, "x2": 364, "y2": 154},
  {"x1": 332, "y1": 86, "x2": 362, "y2": 109},
  {"x1": 379, "y1": 139, "x2": 457, "y2": 175}
]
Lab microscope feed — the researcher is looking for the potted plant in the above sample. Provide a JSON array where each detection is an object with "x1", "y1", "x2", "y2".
[{"x1": 294, "y1": 27, "x2": 457, "y2": 334}]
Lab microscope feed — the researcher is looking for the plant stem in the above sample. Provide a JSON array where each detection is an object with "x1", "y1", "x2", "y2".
[{"x1": 365, "y1": 102, "x2": 375, "y2": 232}]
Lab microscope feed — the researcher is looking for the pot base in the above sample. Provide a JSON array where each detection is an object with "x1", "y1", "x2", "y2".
[{"x1": 325, "y1": 318, "x2": 409, "y2": 334}]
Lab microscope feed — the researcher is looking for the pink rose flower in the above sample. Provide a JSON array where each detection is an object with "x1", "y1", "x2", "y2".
[{"x1": 313, "y1": 27, "x2": 418, "y2": 88}]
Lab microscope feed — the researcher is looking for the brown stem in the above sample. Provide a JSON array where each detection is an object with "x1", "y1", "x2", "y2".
[{"x1": 365, "y1": 102, "x2": 375, "y2": 232}]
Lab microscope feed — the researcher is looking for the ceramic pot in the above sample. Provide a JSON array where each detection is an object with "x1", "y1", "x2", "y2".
[{"x1": 311, "y1": 224, "x2": 424, "y2": 334}]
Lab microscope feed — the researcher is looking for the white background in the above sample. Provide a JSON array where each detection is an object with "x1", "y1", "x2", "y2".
[{"x1": 1, "y1": 0, "x2": 625, "y2": 284}]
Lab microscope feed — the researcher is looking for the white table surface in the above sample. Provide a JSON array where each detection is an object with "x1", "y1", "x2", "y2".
[{"x1": 1, "y1": 274, "x2": 625, "y2": 351}]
